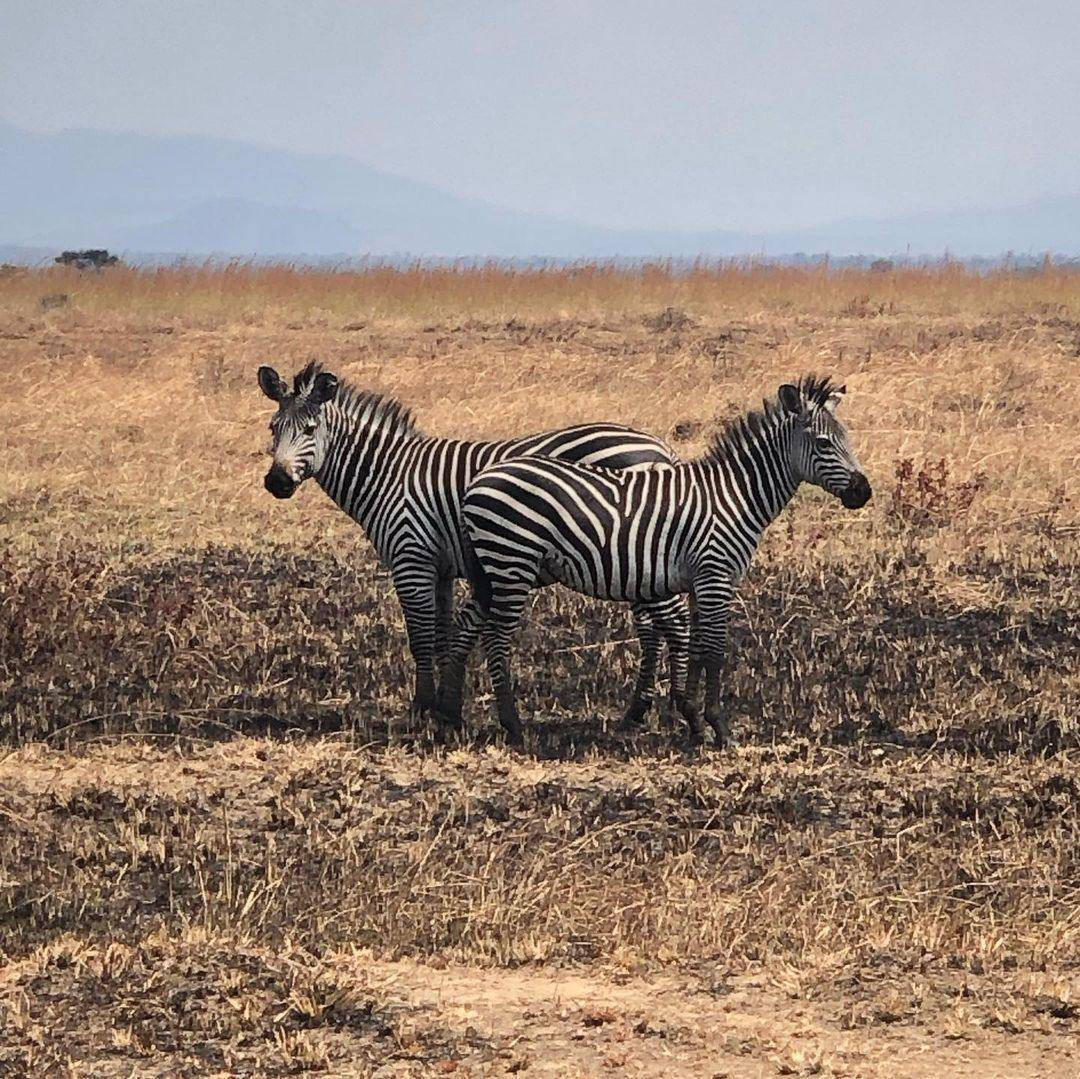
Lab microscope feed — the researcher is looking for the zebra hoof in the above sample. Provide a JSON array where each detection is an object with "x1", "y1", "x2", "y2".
[
  {"x1": 499, "y1": 717, "x2": 525, "y2": 747},
  {"x1": 432, "y1": 701, "x2": 464, "y2": 728},
  {"x1": 705, "y1": 712, "x2": 732, "y2": 748},
  {"x1": 432, "y1": 683, "x2": 461, "y2": 721},
  {"x1": 684, "y1": 721, "x2": 716, "y2": 749},
  {"x1": 619, "y1": 700, "x2": 651, "y2": 730}
]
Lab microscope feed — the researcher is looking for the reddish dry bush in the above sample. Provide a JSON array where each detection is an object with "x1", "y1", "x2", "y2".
[{"x1": 889, "y1": 457, "x2": 986, "y2": 527}]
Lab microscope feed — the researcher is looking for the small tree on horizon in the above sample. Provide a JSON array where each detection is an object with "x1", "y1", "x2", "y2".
[{"x1": 55, "y1": 249, "x2": 121, "y2": 270}]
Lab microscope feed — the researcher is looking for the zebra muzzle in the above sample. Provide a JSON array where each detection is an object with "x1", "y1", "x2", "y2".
[
  {"x1": 840, "y1": 473, "x2": 872, "y2": 509},
  {"x1": 264, "y1": 465, "x2": 298, "y2": 499}
]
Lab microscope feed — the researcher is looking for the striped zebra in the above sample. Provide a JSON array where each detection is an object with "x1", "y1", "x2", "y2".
[
  {"x1": 460, "y1": 376, "x2": 872, "y2": 745},
  {"x1": 258, "y1": 362, "x2": 686, "y2": 732}
]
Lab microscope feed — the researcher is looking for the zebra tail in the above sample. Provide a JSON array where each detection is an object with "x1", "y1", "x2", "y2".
[{"x1": 461, "y1": 526, "x2": 493, "y2": 615}]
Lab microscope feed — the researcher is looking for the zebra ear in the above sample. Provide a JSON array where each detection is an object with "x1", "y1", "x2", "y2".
[
  {"x1": 258, "y1": 365, "x2": 288, "y2": 402},
  {"x1": 823, "y1": 385, "x2": 846, "y2": 414},
  {"x1": 309, "y1": 371, "x2": 339, "y2": 406},
  {"x1": 778, "y1": 384, "x2": 802, "y2": 415}
]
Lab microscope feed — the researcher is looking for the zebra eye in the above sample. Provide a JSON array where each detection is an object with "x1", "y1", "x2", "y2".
[
  {"x1": 303, "y1": 422, "x2": 317, "y2": 436},
  {"x1": 813, "y1": 436, "x2": 832, "y2": 450}
]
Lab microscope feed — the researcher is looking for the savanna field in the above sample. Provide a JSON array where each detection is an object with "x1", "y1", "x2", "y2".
[{"x1": 0, "y1": 262, "x2": 1078, "y2": 1076}]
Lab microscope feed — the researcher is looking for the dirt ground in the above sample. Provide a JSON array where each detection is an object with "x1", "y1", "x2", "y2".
[{"x1": 2, "y1": 741, "x2": 1078, "y2": 1076}]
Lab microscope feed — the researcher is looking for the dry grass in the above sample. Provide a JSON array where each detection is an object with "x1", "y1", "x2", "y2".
[
  {"x1": 1, "y1": 263, "x2": 1078, "y2": 1075},
  {"x1": 4, "y1": 259, "x2": 1080, "y2": 323}
]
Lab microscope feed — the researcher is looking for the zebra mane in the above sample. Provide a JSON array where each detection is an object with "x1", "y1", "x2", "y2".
[
  {"x1": 292, "y1": 362, "x2": 423, "y2": 438},
  {"x1": 798, "y1": 374, "x2": 841, "y2": 409},
  {"x1": 705, "y1": 374, "x2": 839, "y2": 464}
]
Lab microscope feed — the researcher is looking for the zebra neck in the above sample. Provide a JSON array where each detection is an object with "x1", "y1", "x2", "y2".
[
  {"x1": 700, "y1": 414, "x2": 800, "y2": 535},
  {"x1": 314, "y1": 409, "x2": 415, "y2": 536}
]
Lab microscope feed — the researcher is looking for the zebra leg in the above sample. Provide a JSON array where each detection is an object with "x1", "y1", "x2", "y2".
[
  {"x1": 434, "y1": 597, "x2": 485, "y2": 726},
  {"x1": 478, "y1": 582, "x2": 532, "y2": 746},
  {"x1": 623, "y1": 595, "x2": 689, "y2": 727},
  {"x1": 433, "y1": 573, "x2": 455, "y2": 668},
  {"x1": 660, "y1": 600, "x2": 695, "y2": 734},
  {"x1": 693, "y1": 572, "x2": 734, "y2": 745},
  {"x1": 392, "y1": 566, "x2": 439, "y2": 718},
  {"x1": 683, "y1": 594, "x2": 704, "y2": 709},
  {"x1": 622, "y1": 604, "x2": 663, "y2": 726},
  {"x1": 703, "y1": 659, "x2": 732, "y2": 746},
  {"x1": 655, "y1": 603, "x2": 707, "y2": 743}
]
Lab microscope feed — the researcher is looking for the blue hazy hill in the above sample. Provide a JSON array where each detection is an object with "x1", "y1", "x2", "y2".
[{"x1": 1, "y1": 121, "x2": 1077, "y2": 258}]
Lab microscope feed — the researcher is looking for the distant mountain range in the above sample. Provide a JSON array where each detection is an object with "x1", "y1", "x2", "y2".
[{"x1": 2, "y1": 120, "x2": 1078, "y2": 259}]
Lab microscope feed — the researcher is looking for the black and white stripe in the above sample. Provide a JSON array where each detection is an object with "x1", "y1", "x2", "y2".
[
  {"x1": 258, "y1": 362, "x2": 685, "y2": 728},
  {"x1": 461, "y1": 376, "x2": 872, "y2": 744}
]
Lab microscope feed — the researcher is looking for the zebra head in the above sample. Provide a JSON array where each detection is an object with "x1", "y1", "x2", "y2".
[
  {"x1": 258, "y1": 362, "x2": 339, "y2": 499},
  {"x1": 779, "y1": 377, "x2": 871, "y2": 509}
]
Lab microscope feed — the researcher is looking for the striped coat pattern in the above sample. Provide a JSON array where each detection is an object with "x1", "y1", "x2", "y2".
[
  {"x1": 461, "y1": 376, "x2": 871, "y2": 744},
  {"x1": 258, "y1": 362, "x2": 686, "y2": 729}
]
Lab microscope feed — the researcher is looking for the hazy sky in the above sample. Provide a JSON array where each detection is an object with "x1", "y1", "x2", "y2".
[{"x1": 3, "y1": 1, "x2": 1079, "y2": 231}]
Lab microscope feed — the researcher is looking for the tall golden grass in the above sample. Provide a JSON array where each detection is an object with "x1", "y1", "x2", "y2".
[
  {"x1": 2, "y1": 262, "x2": 1077, "y2": 551},
  {"x1": 3, "y1": 259, "x2": 1080, "y2": 321}
]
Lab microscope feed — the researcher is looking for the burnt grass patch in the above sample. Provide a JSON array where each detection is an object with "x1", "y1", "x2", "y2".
[
  {"x1": 0, "y1": 932, "x2": 476, "y2": 1075},
  {"x1": 3, "y1": 538, "x2": 1077, "y2": 992},
  {"x1": 0, "y1": 541, "x2": 1075, "y2": 755},
  {"x1": 2, "y1": 740, "x2": 1078, "y2": 982}
]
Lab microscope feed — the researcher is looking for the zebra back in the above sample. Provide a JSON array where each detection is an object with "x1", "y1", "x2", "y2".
[
  {"x1": 275, "y1": 367, "x2": 677, "y2": 576},
  {"x1": 401, "y1": 423, "x2": 676, "y2": 573},
  {"x1": 498, "y1": 423, "x2": 677, "y2": 472}
]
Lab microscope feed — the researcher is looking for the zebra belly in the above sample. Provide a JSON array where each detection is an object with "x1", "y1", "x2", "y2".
[
  {"x1": 539, "y1": 555, "x2": 599, "y2": 597},
  {"x1": 626, "y1": 563, "x2": 690, "y2": 600},
  {"x1": 540, "y1": 553, "x2": 687, "y2": 603}
]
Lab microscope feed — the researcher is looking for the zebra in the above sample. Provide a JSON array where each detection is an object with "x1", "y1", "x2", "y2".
[
  {"x1": 460, "y1": 375, "x2": 872, "y2": 745},
  {"x1": 257, "y1": 361, "x2": 688, "y2": 733}
]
